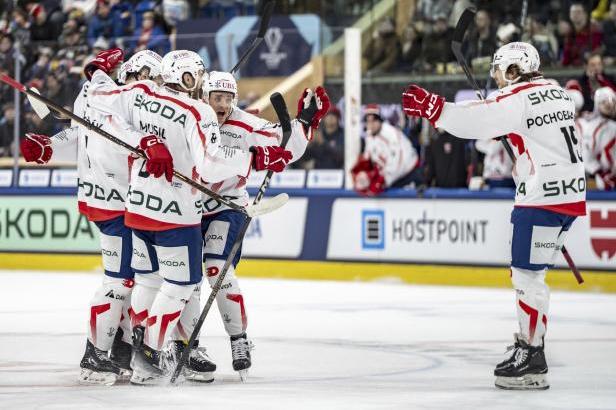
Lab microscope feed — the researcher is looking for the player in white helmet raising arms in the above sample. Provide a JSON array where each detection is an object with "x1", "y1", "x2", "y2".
[
  {"x1": 402, "y1": 42, "x2": 585, "y2": 390},
  {"x1": 200, "y1": 71, "x2": 330, "y2": 379}
]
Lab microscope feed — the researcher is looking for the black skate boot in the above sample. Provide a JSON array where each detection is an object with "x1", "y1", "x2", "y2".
[
  {"x1": 110, "y1": 328, "x2": 132, "y2": 381},
  {"x1": 172, "y1": 341, "x2": 216, "y2": 383},
  {"x1": 130, "y1": 343, "x2": 168, "y2": 385},
  {"x1": 494, "y1": 335, "x2": 549, "y2": 390},
  {"x1": 231, "y1": 333, "x2": 254, "y2": 382},
  {"x1": 78, "y1": 339, "x2": 120, "y2": 386}
]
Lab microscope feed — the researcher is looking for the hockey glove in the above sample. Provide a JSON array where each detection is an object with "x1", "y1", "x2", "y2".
[
  {"x1": 351, "y1": 156, "x2": 386, "y2": 196},
  {"x1": 140, "y1": 135, "x2": 174, "y2": 182},
  {"x1": 296, "y1": 88, "x2": 317, "y2": 131},
  {"x1": 84, "y1": 47, "x2": 125, "y2": 81},
  {"x1": 20, "y1": 133, "x2": 53, "y2": 164},
  {"x1": 402, "y1": 84, "x2": 445, "y2": 126},
  {"x1": 250, "y1": 145, "x2": 293, "y2": 173}
]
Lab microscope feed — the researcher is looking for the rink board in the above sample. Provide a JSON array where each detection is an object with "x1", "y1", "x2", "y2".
[{"x1": 0, "y1": 189, "x2": 614, "y2": 291}]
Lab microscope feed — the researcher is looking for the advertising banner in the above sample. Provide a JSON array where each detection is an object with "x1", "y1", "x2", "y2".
[
  {"x1": 326, "y1": 198, "x2": 616, "y2": 270},
  {"x1": 0, "y1": 196, "x2": 100, "y2": 252}
]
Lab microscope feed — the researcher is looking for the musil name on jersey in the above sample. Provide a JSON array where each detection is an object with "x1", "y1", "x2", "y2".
[
  {"x1": 526, "y1": 110, "x2": 575, "y2": 128},
  {"x1": 140, "y1": 120, "x2": 165, "y2": 139}
]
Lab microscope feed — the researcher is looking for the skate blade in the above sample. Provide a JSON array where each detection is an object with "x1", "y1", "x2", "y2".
[
  {"x1": 116, "y1": 368, "x2": 133, "y2": 382},
  {"x1": 78, "y1": 368, "x2": 117, "y2": 386},
  {"x1": 184, "y1": 369, "x2": 215, "y2": 383},
  {"x1": 238, "y1": 369, "x2": 249, "y2": 382},
  {"x1": 129, "y1": 368, "x2": 169, "y2": 386},
  {"x1": 495, "y1": 374, "x2": 549, "y2": 390}
]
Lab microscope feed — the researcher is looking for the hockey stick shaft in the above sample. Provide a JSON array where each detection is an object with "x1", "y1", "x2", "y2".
[
  {"x1": 0, "y1": 72, "x2": 252, "y2": 216},
  {"x1": 171, "y1": 92, "x2": 292, "y2": 383},
  {"x1": 450, "y1": 9, "x2": 583, "y2": 284},
  {"x1": 230, "y1": 0, "x2": 275, "y2": 74}
]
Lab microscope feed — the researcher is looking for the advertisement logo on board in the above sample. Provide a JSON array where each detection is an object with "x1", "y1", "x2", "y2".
[
  {"x1": 261, "y1": 27, "x2": 287, "y2": 69},
  {"x1": 588, "y1": 207, "x2": 616, "y2": 260},
  {"x1": 361, "y1": 210, "x2": 384, "y2": 250}
]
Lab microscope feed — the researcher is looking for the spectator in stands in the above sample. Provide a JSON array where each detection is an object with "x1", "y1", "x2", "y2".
[
  {"x1": 25, "y1": 47, "x2": 53, "y2": 82},
  {"x1": 296, "y1": 107, "x2": 345, "y2": 170},
  {"x1": 576, "y1": 52, "x2": 616, "y2": 112},
  {"x1": 602, "y1": 1, "x2": 616, "y2": 65},
  {"x1": 562, "y1": 2, "x2": 603, "y2": 66},
  {"x1": 44, "y1": 72, "x2": 73, "y2": 109},
  {"x1": 0, "y1": 103, "x2": 17, "y2": 157},
  {"x1": 414, "y1": 0, "x2": 453, "y2": 25},
  {"x1": 0, "y1": 34, "x2": 15, "y2": 78},
  {"x1": 397, "y1": 24, "x2": 422, "y2": 72},
  {"x1": 134, "y1": 0, "x2": 157, "y2": 30},
  {"x1": 29, "y1": 3, "x2": 62, "y2": 45},
  {"x1": 9, "y1": 8, "x2": 32, "y2": 52},
  {"x1": 464, "y1": 9, "x2": 498, "y2": 70},
  {"x1": 364, "y1": 18, "x2": 400, "y2": 74},
  {"x1": 86, "y1": 0, "x2": 122, "y2": 47},
  {"x1": 109, "y1": 0, "x2": 134, "y2": 40},
  {"x1": 420, "y1": 14, "x2": 453, "y2": 73},
  {"x1": 57, "y1": 23, "x2": 89, "y2": 63},
  {"x1": 523, "y1": 14, "x2": 559, "y2": 67},
  {"x1": 424, "y1": 129, "x2": 469, "y2": 188},
  {"x1": 131, "y1": 10, "x2": 170, "y2": 55}
]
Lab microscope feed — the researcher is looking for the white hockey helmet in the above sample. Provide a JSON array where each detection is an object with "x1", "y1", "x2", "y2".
[
  {"x1": 160, "y1": 50, "x2": 206, "y2": 92},
  {"x1": 204, "y1": 71, "x2": 238, "y2": 104},
  {"x1": 117, "y1": 50, "x2": 162, "y2": 84},
  {"x1": 594, "y1": 87, "x2": 616, "y2": 114},
  {"x1": 490, "y1": 42, "x2": 540, "y2": 83}
]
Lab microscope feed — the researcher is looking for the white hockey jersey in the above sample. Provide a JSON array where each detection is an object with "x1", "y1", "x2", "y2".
[
  {"x1": 201, "y1": 107, "x2": 310, "y2": 214},
  {"x1": 51, "y1": 83, "x2": 144, "y2": 221},
  {"x1": 87, "y1": 70, "x2": 252, "y2": 230},
  {"x1": 579, "y1": 114, "x2": 616, "y2": 177},
  {"x1": 436, "y1": 80, "x2": 586, "y2": 216},
  {"x1": 363, "y1": 121, "x2": 418, "y2": 186},
  {"x1": 475, "y1": 139, "x2": 513, "y2": 180}
]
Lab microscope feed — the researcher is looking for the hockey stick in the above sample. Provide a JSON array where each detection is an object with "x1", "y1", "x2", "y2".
[
  {"x1": 170, "y1": 92, "x2": 292, "y2": 384},
  {"x1": 451, "y1": 8, "x2": 584, "y2": 284},
  {"x1": 0, "y1": 72, "x2": 286, "y2": 218},
  {"x1": 230, "y1": 0, "x2": 275, "y2": 74}
]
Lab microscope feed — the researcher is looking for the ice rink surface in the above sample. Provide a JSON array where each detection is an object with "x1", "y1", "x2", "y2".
[{"x1": 0, "y1": 270, "x2": 615, "y2": 410}]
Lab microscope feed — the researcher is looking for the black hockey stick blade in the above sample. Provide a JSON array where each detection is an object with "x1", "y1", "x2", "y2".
[
  {"x1": 269, "y1": 92, "x2": 292, "y2": 148},
  {"x1": 451, "y1": 8, "x2": 483, "y2": 99},
  {"x1": 230, "y1": 0, "x2": 276, "y2": 74}
]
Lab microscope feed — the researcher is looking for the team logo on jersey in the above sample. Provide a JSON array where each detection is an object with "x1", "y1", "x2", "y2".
[
  {"x1": 260, "y1": 27, "x2": 287, "y2": 69},
  {"x1": 588, "y1": 207, "x2": 616, "y2": 261}
]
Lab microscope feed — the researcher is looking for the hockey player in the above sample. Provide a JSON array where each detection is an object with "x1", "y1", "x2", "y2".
[
  {"x1": 85, "y1": 51, "x2": 293, "y2": 384},
  {"x1": 350, "y1": 104, "x2": 418, "y2": 196},
  {"x1": 474, "y1": 139, "x2": 514, "y2": 188},
  {"x1": 117, "y1": 49, "x2": 163, "y2": 85},
  {"x1": 200, "y1": 71, "x2": 330, "y2": 379},
  {"x1": 402, "y1": 42, "x2": 585, "y2": 390},
  {"x1": 580, "y1": 87, "x2": 616, "y2": 190},
  {"x1": 20, "y1": 48, "x2": 147, "y2": 385}
]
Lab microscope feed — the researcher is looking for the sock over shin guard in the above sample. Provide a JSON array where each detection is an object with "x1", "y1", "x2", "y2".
[
  {"x1": 88, "y1": 276, "x2": 134, "y2": 351},
  {"x1": 511, "y1": 266, "x2": 550, "y2": 346},
  {"x1": 205, "y1": 259, "x2": 247, "y2": 337}
]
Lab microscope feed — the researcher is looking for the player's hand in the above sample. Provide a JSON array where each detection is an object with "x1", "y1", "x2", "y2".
[
  {"x1": 310, "y1": 86, "x2": 331, "y2": 129},
  {"x1": 140, "y1": 135, "x2": 174, "y2": 182},
  {"x1": 296, "y1": 87, "x2": 332, "y2": 130},
  {"x1": 351, "y1": 156, "x2": 386, "y2": 196},
  {"x1": 20, "y1": 133, "x2": 52, "y2": 164},
  {"x1": 251, "y1": 145, "x2": 293, "y2": 172},
  {"x1": 402, "y1": 84, "x2": 445, "y2": 126},
  {"x1": 84, "y1": 47, "x2": 124, "y2": 80}
]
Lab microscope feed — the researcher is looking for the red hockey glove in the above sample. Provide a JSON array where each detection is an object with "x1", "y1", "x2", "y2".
[
  {"x1": 296, "y1": 87, "x2": 332, "y2": 131},
  {"x1": 402, "y1": 84, "x2": 445, "y2": 126},
  {"x1": 84, "y1": 47, "x2": 124, "y2": 81},
  {"x1": 250, "y1": 145, "x2": 293, "y2": 172},
  {"x1": 140, "y1": 135, "x2": 174, "y2": 182},
  {"x1": 20, "y1": 133, "x2": 52, "y2": 164},
  {"x1": 311, "y1": 86, "x2": 331, "y2": 129},
  {"x1": 351, "y1": 156, "x2": 386, "y2": 196}
]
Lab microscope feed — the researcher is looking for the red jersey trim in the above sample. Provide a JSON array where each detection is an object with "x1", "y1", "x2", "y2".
[
  {"x1": 124, "y1": 212, "x2": 199, "y2": 231},
  {"x1": 225, "y1": 119, "x2": 278, "y2": 138},
  {"x1": 92, "y1": 83, "x2": 208, "y2": 147},
  {"x1": 515, "y1": 201, "x2": 586, "y2": 216},
  {"x1": 78, "y1": 201, "x2": 124, "y2": 221},
  {"x1": 495, "y1": 82, "x2": 549, "y2": 102}
]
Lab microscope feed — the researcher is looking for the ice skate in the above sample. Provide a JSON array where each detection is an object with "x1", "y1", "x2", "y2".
[
  {"x1": 78, "y1": 339, "x2": 120, "y2": 386},
  {"x1": 494, "y1": 335, "x2": 549, "y2": 390},
  {"x1": 110, "y1": 328, "x2": 132, "y2": 381},
  {"x1": 231, "y1": 333, "x2": 254, "y2": 382},
  {"x1": 172, "y1": 341, "x2": 216, "y2": 383},
  {"x1": 130, "y1": 343, "x2": 169, "y2": 385}
]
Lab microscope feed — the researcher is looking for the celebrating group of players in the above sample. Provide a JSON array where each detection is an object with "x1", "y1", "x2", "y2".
[
  {"x1": 20, "y1": 39, "x2": 595, "y2": 391},
  {"x1": 20, "y1": 47, "x2": 330, "y2": 385}
]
